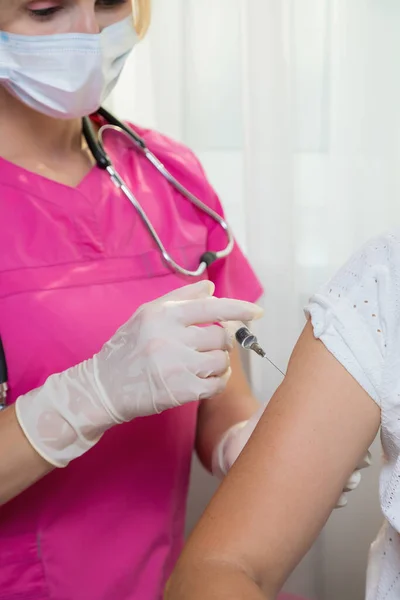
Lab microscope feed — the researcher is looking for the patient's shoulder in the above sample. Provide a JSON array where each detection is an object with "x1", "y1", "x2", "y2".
[
  {"x1": 306, "y1": 231, "x2": 400, "y2": 405},
  {"x1": 314, "y1": 231, "x2": 400, "y2": 311}
]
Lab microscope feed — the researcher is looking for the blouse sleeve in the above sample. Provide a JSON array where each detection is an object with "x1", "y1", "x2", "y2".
[{"x1": 305, "y1": 233, "x2": 400, "y2": 405}]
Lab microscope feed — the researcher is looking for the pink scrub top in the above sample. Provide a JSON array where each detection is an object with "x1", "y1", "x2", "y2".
[{"x1": 0, "y1": 119, "x2": 263, "y2": 600}]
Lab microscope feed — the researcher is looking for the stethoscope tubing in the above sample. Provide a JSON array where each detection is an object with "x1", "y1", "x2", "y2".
[{"x1": 83, "y1": 107, "x2": 235, "y2": 277}]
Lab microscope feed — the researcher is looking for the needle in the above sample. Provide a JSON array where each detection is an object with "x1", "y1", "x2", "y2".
[{"x1": 234, "y1": 324, "x2": 286, "y2": 377}]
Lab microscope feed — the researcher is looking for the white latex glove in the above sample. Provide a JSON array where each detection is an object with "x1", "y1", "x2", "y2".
[
  {"x1": 336, "y1": 451, "x2": 372, "y2": 507},
  {"x1": 16, "y1": 281, "x2": 263, "y2": 468},
  {"x1": 212, "y1": 403, "x2": 372, "y2": 509}
]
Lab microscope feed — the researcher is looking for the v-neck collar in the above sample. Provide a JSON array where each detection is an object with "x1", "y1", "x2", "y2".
[
  {"x1": 0, "y1": 114, "x2": 112, "y2": 195},
  {"x1": 0, "y1": 153, "x2": 99, "y2": 195}
]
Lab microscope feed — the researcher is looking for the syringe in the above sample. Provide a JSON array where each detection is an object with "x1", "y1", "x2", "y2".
[{"x1": 232, "y1": 322, "x2": 286, "y2": 377}]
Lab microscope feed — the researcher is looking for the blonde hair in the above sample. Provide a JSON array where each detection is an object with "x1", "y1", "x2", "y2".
[{"x1": 133, "y1": 0, "x2": 151, "y2": 38}]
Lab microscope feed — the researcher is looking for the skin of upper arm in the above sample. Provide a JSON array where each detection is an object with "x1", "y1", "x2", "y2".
[
  {"x1": 173, "y1": 321, "x2": 381, "y2": 595},
  {"x1": 195, "y1": 344, "x2": 259, "y2": 472}
]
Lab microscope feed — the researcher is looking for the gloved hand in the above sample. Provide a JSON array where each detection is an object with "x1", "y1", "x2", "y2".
[
  {"x1": 336, "y1": 451, "x2": 372, "y2": 507},
  {"x1": 16, "y1": 281, "x2": 263, "y2": 468},
  {"x1": 212, "y1": 403, "x2": 372, "y2": 509}
]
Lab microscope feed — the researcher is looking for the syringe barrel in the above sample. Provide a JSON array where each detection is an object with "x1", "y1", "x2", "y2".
[
  {"x1": 235, "y1": 326, "x2": 257, "y2": 349},
  {"x1": 221, "y1": 321, "x2": 259, "y2": 348}
]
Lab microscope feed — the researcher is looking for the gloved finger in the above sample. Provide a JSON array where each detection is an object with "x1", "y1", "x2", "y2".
[
  {"x1": 198, "y1": 368, "x2": 232, "y2": 401},
  {"x1": 343, "y1": 469, "x2": 362, "y2": 492},
  {"x1": 335, "y1": 493, "x2": 348, "y2": 509},
  {"x1": 194, "y1": 349, "x2": 230, "y2": 378},
  {"x1": 221, "y1": 320, "x2": 247, "y2": 337},
  {"x1": 184, "y1": 325, "x2": 234, "y2": 352},
  {"x1": 357, "y1": 450, "x2": 372, "y2": 470},
  {"x1": 159, "y1": 368, "x2": 230, "y2": 409},
  {"x1": 176, "y1": 296, "x2": 264, "y2": 327},
  {"x1": 159, "y1": 280, "x2": 215, "y2": 303}
]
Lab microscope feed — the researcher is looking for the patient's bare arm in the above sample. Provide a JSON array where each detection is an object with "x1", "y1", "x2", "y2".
[{"x1": 165, "y1": 322, "x2": 380, "y2": 599}]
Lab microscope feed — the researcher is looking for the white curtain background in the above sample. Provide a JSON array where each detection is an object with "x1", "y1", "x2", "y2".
[{"x1": 108, "y1": 1, "x2": 400, "y2": 598}]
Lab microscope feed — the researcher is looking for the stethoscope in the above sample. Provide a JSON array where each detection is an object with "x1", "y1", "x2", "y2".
[{"x1": 82, "y1": 106, "x2": 235, "y2": 278}]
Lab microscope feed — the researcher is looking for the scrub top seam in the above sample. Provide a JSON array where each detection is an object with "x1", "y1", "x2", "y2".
[
  {"x1": 0, "y1": 243, "x2": 206, "y2": 275},
  {"x1": 0, "y1": 270, "x2": 202, "y2": 301}
]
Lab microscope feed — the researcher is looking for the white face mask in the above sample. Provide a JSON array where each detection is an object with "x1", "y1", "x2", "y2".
[{"x1": 0, "y1": 16, "x2": 138, "y2": 119}]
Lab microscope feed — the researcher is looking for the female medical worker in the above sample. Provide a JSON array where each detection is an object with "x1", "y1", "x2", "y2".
[{"x1": 0, "y1": 1, "x2": 364, "y2": 599}]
